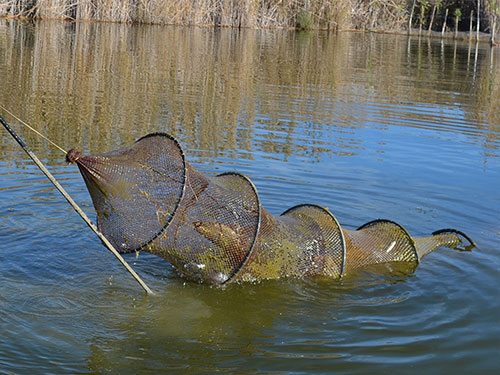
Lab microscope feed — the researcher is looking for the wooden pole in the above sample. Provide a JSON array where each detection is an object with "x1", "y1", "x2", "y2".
[{"x1": 0, "y1": 114, "x2": 155, "y2": 295}]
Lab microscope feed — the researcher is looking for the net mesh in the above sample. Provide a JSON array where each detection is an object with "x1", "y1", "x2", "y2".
[
  {"x1": 67, "y1": 133, "x2": 474, "y2": 284},
  {"x1": 342, "y1": 220, "x2": 418, "y2": 273},
  {"x1": 231, "y1": 205, "x2": 345, "y2": 282},
  {"x1": 67, "y1": 133, "x2": 186, "y2": 253}
]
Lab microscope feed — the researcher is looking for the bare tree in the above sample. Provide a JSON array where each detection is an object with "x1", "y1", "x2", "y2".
[
  {"x1": 491, "y1": 0, "x2": 500, "y2": 45},
  {"x1": 409, "y1": 0, "x2": 417, "y2": 33},
  {"x1": 419, "y1": 0, "x2": 431, "y2": 35},
  {"x1": 428, "y1": 0, "x2": 442, "y2": 34},
  {"x1": 454, "y1": 8, "x2": 462, "y2": 39},
  {"x1": 442, "y1": 8, "x2": 449, "y2": 36},
  {"x1": 477, "y1": 0, "x2": 481, "y2": 41}
]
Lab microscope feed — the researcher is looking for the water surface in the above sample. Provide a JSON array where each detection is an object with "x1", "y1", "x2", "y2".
[{"x1": 0, "y1": 20, "x2": 499, "y2": 374}]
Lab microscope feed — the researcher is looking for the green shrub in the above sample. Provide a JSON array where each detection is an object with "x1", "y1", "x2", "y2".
[{"x1": 297, "y1": 10, "x2": 314, "y2": 30}]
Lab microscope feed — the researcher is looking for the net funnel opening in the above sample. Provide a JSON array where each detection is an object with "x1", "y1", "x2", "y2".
[
  {"x1": 68, "y1": 133, "x2": 186, "y2": 253},
  {"x1": 67, "y1": 133, "x2": 475, "y2": 285}
]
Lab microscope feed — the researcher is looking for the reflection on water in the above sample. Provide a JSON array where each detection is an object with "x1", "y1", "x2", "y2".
[
  {"x1": 0, "y1": 19, "x2": 499, "y2": 375},
  {"x1": 0, "y1": 20, "x2": 499, "y2": 164}
]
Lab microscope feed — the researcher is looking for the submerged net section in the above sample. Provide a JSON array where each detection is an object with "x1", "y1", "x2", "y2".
[
  {"x1": 149, "y1": 168, "x2": 261, "y2": 283},
  {"x1": 67, "y1": 133, "x2": 475, "y2": 285},
  {"x1": 342, "y1": 219, "x2": 418, "y2": 273},
  {"x1": 231, "y1": 204, "x2": 345, "y2": 282}
]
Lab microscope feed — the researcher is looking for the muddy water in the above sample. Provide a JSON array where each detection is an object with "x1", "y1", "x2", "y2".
[{"x1": 0, "y1": 20, "x2": 499, "y2": 374}]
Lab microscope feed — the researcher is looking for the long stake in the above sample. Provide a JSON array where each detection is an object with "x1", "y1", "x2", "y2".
[{"x1": 0, "y1": 114, "x2": 155, "y2": 295}]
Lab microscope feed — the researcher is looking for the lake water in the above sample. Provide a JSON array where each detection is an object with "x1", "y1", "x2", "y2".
[{"x1": 0, "y1": 19, "x2": 499, "y2": 374}]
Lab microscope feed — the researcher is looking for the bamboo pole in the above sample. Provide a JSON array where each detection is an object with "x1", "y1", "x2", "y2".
[{"x1": 0, "y1": 114, "x2": 155, "y2": 295}]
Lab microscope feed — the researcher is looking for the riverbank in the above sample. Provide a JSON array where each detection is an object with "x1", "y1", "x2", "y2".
[
  {"x1": 0, "y1": 0, "x2": 499, "y2": 44},
  {"x1": 0, "y1": 0, "x2": 410, "y2": 31}
]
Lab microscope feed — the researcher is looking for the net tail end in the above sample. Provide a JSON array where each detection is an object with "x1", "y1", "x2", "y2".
[{"x1": 414, "y1": 228, "x2": 476, "y2": 260}]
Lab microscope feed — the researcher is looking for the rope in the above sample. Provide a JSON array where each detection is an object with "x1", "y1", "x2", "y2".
[
  {"x1": 0, "y1": 105, "x2": 67, "y2": 154},
  {"x1": 0, "y1": 111, "x2": 155, "y2": 295}
]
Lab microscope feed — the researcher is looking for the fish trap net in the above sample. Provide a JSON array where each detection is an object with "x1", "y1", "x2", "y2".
[{"x1": 66, "y1": 133, "x2": 474, "y2": 284}]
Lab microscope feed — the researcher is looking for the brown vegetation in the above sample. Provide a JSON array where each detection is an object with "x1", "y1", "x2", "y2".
[
  {"x1": 0, "y1": 0, "x2": 408, "y2": 31},
  {"x1": 0, "y1": 1, "x2": 498, "y2": 37}
]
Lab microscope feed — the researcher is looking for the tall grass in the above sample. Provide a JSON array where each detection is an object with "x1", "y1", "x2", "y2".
[{"x1": 0, "y1": 0, "x2": 411, "y2": 31}]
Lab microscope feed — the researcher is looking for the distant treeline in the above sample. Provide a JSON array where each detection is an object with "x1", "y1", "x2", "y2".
[{"x1": 0, "y1": 0, "x2": 498, "y2": 33}]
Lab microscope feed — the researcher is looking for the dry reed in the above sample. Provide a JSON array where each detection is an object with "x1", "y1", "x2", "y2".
[{"x1": 0, "y1": 0, "x2": 412, "y2": 31}]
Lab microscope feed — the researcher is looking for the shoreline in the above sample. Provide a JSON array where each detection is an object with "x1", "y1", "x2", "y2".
[{"x1": 1, "y1": 15, "x2": 498, "y2": 46}]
